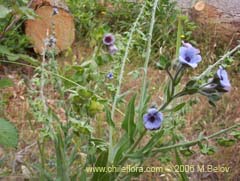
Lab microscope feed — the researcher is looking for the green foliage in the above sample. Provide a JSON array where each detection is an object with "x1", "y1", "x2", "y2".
[
  {"x1": 0, "y1": 78, "x2": 14, "y2": 89},
  {"x1": 0, "y1": 118, "x2": 18, "y2": 148},
  {"x1": 121, "y1": 95, "x2": 136, "y2": 143},
  {"x1": 0, "y1": 5, "x2": 11, "y2": 18},
  {"x1": 66, "y1": 0, "x2": 107, "y2": 41},
  {"x1": 200, "y1": 144, "x2": 216, "y2": 155},
  {"x1": 0, "y1": 1, "x2": 37, "y2": 64},
  {"x1": 217, "y1": 137, "x2": 236, "y2": 147}
]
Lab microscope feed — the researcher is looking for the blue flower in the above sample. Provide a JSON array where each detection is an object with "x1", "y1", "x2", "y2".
[
  {"x1": 108, "y1": 44, "x2": 118, "y2": 55},
  {"x1": 179, "y1": 42, "x2": 202, "y2": 68},
  {"x1": 53, "y1": 7, "x2": 59, "y2": 15},
  {"x1": 202, "y1": 66, "x2": 231, "y2": 93},
  {"x1": 103, "y1": 33, "x2": 115, "y2": 46},
  {"x1": 107, "y1": 72, "x2": 114, "y2": 79},
  {"x1": 216, "y1": 66, "x2": 231, "y2": 92},
  {"x1": 143, "y1": 108, "x2": 163, "y2": 130}
]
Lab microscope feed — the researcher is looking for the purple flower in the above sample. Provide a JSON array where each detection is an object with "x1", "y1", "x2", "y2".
[
  {"x1": 44, "y1": 35, "x2": 56, "y2": 48},
  {"x1": 202, "y1": 66, "x2": 231, "y2": 93},
  {"x1": 52, "y1": 7, "x2": 59, "y2": 15},
  {"x1": 108, "y1": 44, "x2": 118, "y2": 55},
  {"x1": 48, "y1": 35, "x2": 57, "y2": 47},
  {"x1": 179, "y1": 42, "x2": 202, "y2": 68},
  {"x1": 103, "y1": 33, "x2": 115, "y2": 46},
  {"x1": 106, "y1": 72, "x2": 113, "y2": 79},
  {"x1": 143, "y1": 108, "x2": 163, "y2": 130},
  {"x1": 216, "y1": 66, "x2": 231, "y2": 92}
]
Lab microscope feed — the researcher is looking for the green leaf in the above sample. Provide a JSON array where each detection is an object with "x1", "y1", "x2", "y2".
[
  {"x1": 0, "y1": 46, "x2": 39, "y2": 65},
  {"x1": 0, "y1": 45, "x2": 12, "y2": 55},
  {"x1": 179, "y1": 147, "x2": 195, "y2": 157},
  {"x1": 125, "y1": 150, "x2": 144, "y2": 160},
  {"x1": 0, "y1": 5, "x2": 11, "y2": 18},
  {"x1": 141, "y1": 130, "x2": 164, "y2": 154},
  {"x1": 230, "y1": 130, "x2": 240, "y2": 140},
  {"x1": 208, "y1": 100, "x2": 216, "y2": 107},
  {"x1": 19, "y1": 7, "x2": 36, "y2": 19},
  {"x1": 156, "y1": 55, "x2": 170, "y2": 70},
  {"x1": 184, "y1": 88, "x2": 198, "y2": 95},
  {"x1": 78, "y1": 88, "x2": 93, "y2": 100},
  {"x1": 217, "y1": 138, "x2": 236, "y2": 147},
  {"x1": 90, "y1": 138, "x2": 108, "y2": 152},
  {"x1": 113, "y1": 134, "x2": 130, "y2": 165},
  {"x1": 7, "y1": 54, "x2": 20, "y2": 61},
  {"x1": 185, "y1": 80, "x2": 197, "y2": 88},
  {"x1": 166, "y1": 102, "x2": 186, "y2": 112},
  {"x1": 71, "y1": 119, "x2": 93, "y2": 135},
  {"x1": 0, "y1": 118, "x2": 18, "y2": 148},
  {"x1": 0, "y1": 78, "x2": 14, "y2": 89},
  {"x1": 208, "y1": 93, "x2": 221, "y2": 102},
  {"x1": 200, "y1": 144, "x2": 216, "y2": 155},
  {"x1": 18, "y1": 54, "x2": 39, "y2": 66},
  {"x1": 91, "y1": 150, "x2": 110, "y2": 181},
  {"x1": 105, "y1": 107, "x2": 115, "y2": 128},
  {"x1": 175, "y1": 150, "x2": 189, "y2": 181},
  {"x1": 122, "y1": 95, "x2": 136, "y2": 143}
]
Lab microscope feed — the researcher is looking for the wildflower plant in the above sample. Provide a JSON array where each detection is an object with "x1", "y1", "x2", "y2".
[
  {"x1": 24, "y1": 0, "x2": 239, "y2": 180},
  {"x1": 1, "y1": 0, "x2": 240, "y2": 180}
]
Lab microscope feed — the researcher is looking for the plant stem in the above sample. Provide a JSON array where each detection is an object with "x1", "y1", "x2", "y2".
[
  {"x1": 152, "y1": 123, "x2": 240, "y2": 153},
  {"x1": 138, "y1": 0, "x2": 159, "y2": 127},
  {"x1": 108, "y1": 2, "x2": 146, "y2": 163},
  {"x1": 195, "y1": 43, "x2": 240, "y2": 80},
  {"x1": 40, "y1": 50, "x2": 48, "y2": 113},
  {"x1": 117, "y1": 0, "x2": 159, "y2": 175},
  {"x1": 166, "y1": 67, "x2": 174, "y2": 82},
  {"x1": 118, "y1": 130, "x2": 147, "y2": 166},
  {"x1": 175, "y1": 16, "x2": 183, "y2": 60}
]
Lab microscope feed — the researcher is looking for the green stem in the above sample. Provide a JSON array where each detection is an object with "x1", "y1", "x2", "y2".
[
  {"x1": 117, "y1": 0, "x2": 159, "y2": 172},
  {"x1": 118, "y1": 130, "x2": 147, "y2": 166},
  {"x1": 138, "y1": 0, "x2": 159, "y2": 127},
  {"x1": 195, "y1": 44, "x2": 240, "y2": 80},
  {"x1": 108, "y1": 2, "x2": 147, "y2": 163},
  {"x1": 173, "y1": 15, "x2": 184, "y2": 66},
  {"x1": 159, "y1": 65, "x2": 185, "y2": 111},
  {"x1": 152, "y1": 123, "x2": 240, "y2": 153},
  {"x1": 166, "y1": 67, "x2": 174, "y2": 82}
]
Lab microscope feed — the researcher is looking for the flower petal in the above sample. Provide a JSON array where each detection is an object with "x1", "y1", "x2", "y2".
[
  {"x1": 179, "y1": 47, "x2": 187, "y2": 57},
  {"x1": 144, "y1": 120, "x2": 161, "y2": 130},
  {"x1": 148, "y1": 108, "x2": 158, "y2": 114},
  {"x1": 191, "y1": 55, "x2": 202, "y2": 63}
]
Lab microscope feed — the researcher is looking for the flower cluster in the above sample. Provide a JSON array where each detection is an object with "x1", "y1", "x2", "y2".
[
  {"x1": 143, "y1": 42, "x2": 232, "y2": 130},
  {"x1": 103, "y1": 33, "x2": 118, "y2": 55}
]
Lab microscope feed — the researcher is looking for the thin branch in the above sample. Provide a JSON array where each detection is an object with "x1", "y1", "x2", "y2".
[
  {"x1": 152, "y1": 123, "x2": 240, "y2": 154},
  {"x1": 108, "y1": 1, "x2": 147, "y2": 163},
  {"x1": 195, "y1": 43, "x2": 240, "y2": 80}
]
